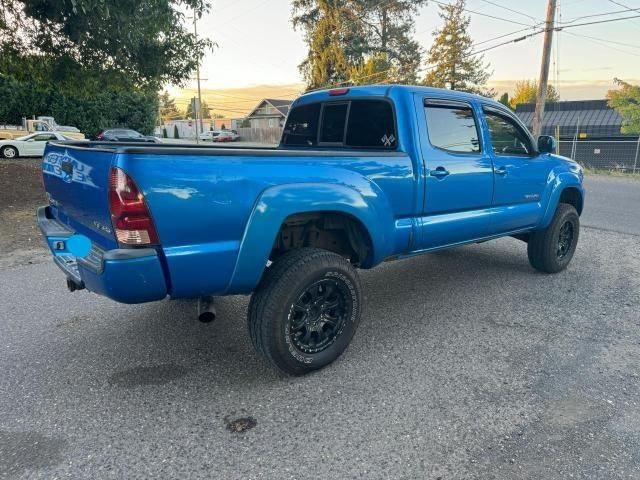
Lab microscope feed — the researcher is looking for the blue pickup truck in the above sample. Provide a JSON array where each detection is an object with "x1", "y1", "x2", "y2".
[{"x1": 38, "y1": 85, "x2": 584, "y2": 375}]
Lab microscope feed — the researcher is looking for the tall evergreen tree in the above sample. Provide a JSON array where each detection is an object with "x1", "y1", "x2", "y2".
[
  {"x1": 159, "y1": 91, "x2": 183, "y2": 121},
  {"x1": 293, "y1": 0, "x2": 426, "y2": 89},
  {"x1": 186, "y1": 99, "x2": 211, "y2": 119},
  {"x1": 351, "y1": 0, "x2": 426, "y2": 84},
  {"x1": 292, "y1": 0, "x2": 365, "y2": 90},
  {"x1": 423, "y1": 0, "x2": 493, "y2": 96}
]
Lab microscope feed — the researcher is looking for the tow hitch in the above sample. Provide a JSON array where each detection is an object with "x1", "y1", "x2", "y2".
[{"x1": 66, "y1": 277, "x2": 85, "y2": 292}]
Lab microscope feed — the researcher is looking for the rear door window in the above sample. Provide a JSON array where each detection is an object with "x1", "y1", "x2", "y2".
[{"x1": 424, "y1": 102, "x2": 481, "y2": 153}]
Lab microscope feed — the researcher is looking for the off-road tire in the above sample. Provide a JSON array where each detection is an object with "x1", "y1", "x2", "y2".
[
  {"x1": 248, "y1": 248, "x2": 362, "y2": 375},
  {"x1": 528, "y1": 203, "x2": 580, "y2": 273}
]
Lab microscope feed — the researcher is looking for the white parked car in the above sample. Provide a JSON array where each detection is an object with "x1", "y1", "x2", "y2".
[
  {"x1": 0, "y1": 132, "x2": 81, "y2": 159},
  {"x1": 199, "y1": 130, "x2": 223, "y2": 142},
  {"x1": 199, "y1": 130, "x2": 239, "y2": 142}
]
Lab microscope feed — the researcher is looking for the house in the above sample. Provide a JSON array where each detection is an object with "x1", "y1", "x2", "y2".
[
  {"x1": 515, "y1": 100, "x2": 626, "y2": 139},
  {"x1": 515, "y1": 100, "x2": 639, "y2": 171},
  {"x1": 245, "y1": 99, "x2": 292, "y2": 129},
  {"x1": 210, "y1": 118, "x2": 245, "y2": 130}
]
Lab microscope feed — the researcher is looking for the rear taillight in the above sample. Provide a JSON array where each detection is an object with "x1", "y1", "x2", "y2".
[{"x1": 108, "y1": 167, "x2": 159, "y2": 245}]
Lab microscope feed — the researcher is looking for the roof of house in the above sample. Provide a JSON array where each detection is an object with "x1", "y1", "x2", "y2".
[
  {"x1": 515, "y1": 100, "x2": 622, "y2": 128},
  {"x1": 246, "y1": 99, "x2": 292, "y2": 118}
]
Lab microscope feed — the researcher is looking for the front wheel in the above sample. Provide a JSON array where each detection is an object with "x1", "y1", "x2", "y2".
[
  {"x1": 527, "y1": 203, "x2": 580, "y2": 273},
  {"x1": 1, "y1": 146, "x2": 18, "y2": 159},
  {"x1": 248, "y1": 248, "x2": 362, "y2": 375}
]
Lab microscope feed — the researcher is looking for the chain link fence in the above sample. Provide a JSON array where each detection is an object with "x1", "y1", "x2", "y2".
[
  {"x1": 549, "y1": 126, "x2": 640, "y2": 174},
  {"x1": 558, "y1": 138, "x2": 640, "y2": 173}
]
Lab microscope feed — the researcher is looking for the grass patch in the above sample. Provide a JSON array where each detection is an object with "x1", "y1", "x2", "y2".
[{"x1": 583, "y1": 166, "x2": 640, "y2": 180}]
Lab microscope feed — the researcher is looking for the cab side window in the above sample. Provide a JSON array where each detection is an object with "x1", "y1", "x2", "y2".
[
  {"x1": 424, "y1": 103, "x2": 481, "y2": 153},
  {"x1": 484, "y1": 111, "x2": 533, "y2": 156}
]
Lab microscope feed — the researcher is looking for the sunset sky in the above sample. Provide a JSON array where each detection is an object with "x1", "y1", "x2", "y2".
[{"x1": 171, "y1": 0, "x2": 640, "y2": 110}]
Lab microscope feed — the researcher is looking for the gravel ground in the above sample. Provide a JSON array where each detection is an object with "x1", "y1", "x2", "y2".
[
  {"x1": 0, "y1": 159, "x2": 46, "y2": 268},
  {"x1": 0, "y1": 165, "x2": 639, "y2": 479}
]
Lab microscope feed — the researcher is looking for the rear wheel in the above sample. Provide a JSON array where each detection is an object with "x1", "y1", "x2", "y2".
[
  {"x1": 1, "y1": 146, "x2": 18, "y2": 159},
  {"x1": 527, "y1": 203, "x2": 580, "y2": 273},
  {"x1": 248, "y1": 248, "x2": 362, "y2": 375}
]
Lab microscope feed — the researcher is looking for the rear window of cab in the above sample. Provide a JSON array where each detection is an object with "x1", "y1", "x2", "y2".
[{"x1": 281, "y1": 99, "x2": 397, "y2": 150}]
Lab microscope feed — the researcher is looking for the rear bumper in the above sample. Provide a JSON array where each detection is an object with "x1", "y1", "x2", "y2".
[{"x1": 37, "y1": 206, "x2": 168, "y2": 304}]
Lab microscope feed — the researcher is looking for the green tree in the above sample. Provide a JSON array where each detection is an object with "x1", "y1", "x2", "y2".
[
  {"x1": 159, "y1": 91, "x2": 183, "y2": 121},
  {"x1": 349, "y1": 53, "x2": 394, "y2": 85},
  {"x1": 186, "y1": 99, "x2": 211, "y2": 119},
  {"x1": 0, "y1": 0, "x2": 213, "y2": 89},
  {"x1": 292, "y1": 0, "x2": 425, "y2": 89},
  {"x1": 510, "y1": 80, "x2": 560, "y2": 109},
  {"x1": 351, "y1": 0, "x2": 426, "y2": 84},
  {"x1": 498, "y1": 92, "x2": 511, "y2": 109},
  {"x1": 423, "y1": 0, "x2": 493, "y2": 96},
  {"x1": 293, "y1": 0, "x2": 363, "y2": 90},
  {"x1": 0, "y1": 1, "x2": 213, "y2": 135},
  {"x1": 607, "y1": 78, "x2": 640, "y2": 134}
]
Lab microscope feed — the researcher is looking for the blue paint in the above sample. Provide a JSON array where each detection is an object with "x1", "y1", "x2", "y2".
[
  {"x1": 38, "y1": 85, "x2": 584, "y2": 304},
  {"x1": 67, "y1": 235, "x2": 92, "y2": 257}
]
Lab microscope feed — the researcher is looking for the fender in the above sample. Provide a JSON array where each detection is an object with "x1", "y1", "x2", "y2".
[
  {"x1": 539, "y1": 167, "x2": 584, "y2": 229},
  {"x1": 225, "y1": 182, "x2": 396, "y2": 294}
]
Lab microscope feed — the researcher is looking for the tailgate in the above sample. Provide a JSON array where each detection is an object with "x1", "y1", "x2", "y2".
[{"x1": 42, "y1": 143, "x2": 118, "y2": 250}]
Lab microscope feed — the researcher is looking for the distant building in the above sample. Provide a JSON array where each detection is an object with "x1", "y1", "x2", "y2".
[
  {"x1": 245, "y1": 99, "x2": 292, "y2": 129},
  {"x1": 516, "y1": 100, "x2": 639, "y2": 171},
  {"x1": 206, "y1": 118, "x2": 244, "y2": 130},
  {"x1": 515, "y1": 100, "x2": 627, "y2": 139}
]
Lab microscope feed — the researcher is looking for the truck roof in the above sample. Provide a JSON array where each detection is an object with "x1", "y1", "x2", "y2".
[{"x1": 294, "y1": 84, "x2": 504, "y2": 110}]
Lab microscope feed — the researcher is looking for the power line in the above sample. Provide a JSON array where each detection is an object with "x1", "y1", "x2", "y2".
[
  {"x1": 559, "y1": 7, "x2": 640, "y2": 25},
  {"x1": 556, "y1": 13, "x2": 640, "y2": 28},
  {"x1": 563, "y1": 31, "x2": 640, "y2": 57},
  {"x1": 607, "y1": 0, "x2": 640, "y2": 27},
  {"x1": 477, "y1": 0, "x2": 541, "y2": 23},
  {"x1": 473, "y1": 26, "x2": 537, "y2": 47},
  {"x1": 430, "y1": 0, "x2": 537, "y2": 27},
  {"x1": 563, "y1": 31, "x2": 640, "y2": 49}
]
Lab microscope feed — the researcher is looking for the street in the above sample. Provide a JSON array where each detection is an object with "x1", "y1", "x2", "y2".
[{"x1": 1, "y1": 175, "x2": 639, "y2": 479}]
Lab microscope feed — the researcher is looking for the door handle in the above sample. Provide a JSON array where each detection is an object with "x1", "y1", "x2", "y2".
[
  {"x1": 430, "y1": 167, "x2": 450, "y2": 179},
  {"x1": 494, "y1": 166, "x2": 508, "y2": 176}
]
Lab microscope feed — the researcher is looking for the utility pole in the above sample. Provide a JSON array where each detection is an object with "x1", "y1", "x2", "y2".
[
  {"x1": 532, "y1": 0, "x2": 557, "y2": 138},
  {"x1": 193, "y1": 10, "x2": 203, "y2": 144}
]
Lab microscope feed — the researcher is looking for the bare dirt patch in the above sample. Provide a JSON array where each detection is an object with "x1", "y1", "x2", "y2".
[{"x1": 0, "y1": 158, "x2": 48, "y2": 267}]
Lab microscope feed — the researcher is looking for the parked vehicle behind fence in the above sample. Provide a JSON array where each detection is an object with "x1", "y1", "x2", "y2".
[
  {"x1": 38, "y1": 85, "x2": 584, "y2": 375},
  {"x1": 96, "y1": 129, "x2": 160, "y2": 143}
]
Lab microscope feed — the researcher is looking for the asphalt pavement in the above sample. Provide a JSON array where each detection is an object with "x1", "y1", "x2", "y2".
[{"x1": 1, "y1": 175, "x2": 639, "y2": 479}]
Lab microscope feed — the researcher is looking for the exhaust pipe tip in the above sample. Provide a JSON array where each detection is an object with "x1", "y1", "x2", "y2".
[{"x1": 198, "y1": 296, "x2": 217, "y2": 323}]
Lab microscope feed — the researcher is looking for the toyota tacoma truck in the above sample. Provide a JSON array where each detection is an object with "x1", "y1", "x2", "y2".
[{"x1": 37, "y1": 85, "x2": 585, "y2": 375}]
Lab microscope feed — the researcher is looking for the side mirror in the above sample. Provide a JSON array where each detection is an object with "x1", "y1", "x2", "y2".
[{"x1": 537, "y1": 135, "x2": 556, "y2": 154}]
